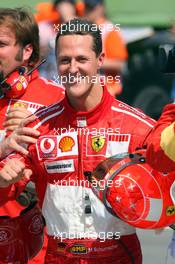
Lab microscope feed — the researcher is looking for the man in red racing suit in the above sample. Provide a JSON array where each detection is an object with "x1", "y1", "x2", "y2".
[
  {"x1": 146, "y1": 103, "x2": 175, "y2": 172},
  {"x1": 0, "y1": 7, "x2": 64, "y2": 264},
  {"x1": 0, "y1": 83, "x2": 156, "y2": 263},
  {"x1": 0, "y1": 69, "x2": 64, "y2": 264},
  {"x1": 0, "y1": 18, "x2": 156, "y2": 264}
]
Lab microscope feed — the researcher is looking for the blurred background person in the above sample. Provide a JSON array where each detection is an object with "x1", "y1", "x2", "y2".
[
  {"x1": 35, "y1": 0, "x2": 77, "y2": 80},
  {"x1": 84, "y1": 0, "x2": 128, "y2": 97}
]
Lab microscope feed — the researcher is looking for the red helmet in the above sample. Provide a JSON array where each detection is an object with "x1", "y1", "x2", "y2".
[{"x1": 91, "y1": 150, "x2": 175, "y2": 229}]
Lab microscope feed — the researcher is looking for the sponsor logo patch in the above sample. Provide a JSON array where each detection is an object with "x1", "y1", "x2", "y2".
[
  {"x1": 106, "y1": 134, "x2": 130, "y2": 157},
  {"x1": 37, "y1": 136, "x2": 57, "y2": 159},
  {"x1": 57, "y1": 242, "x2": 67, "y2": 252},
  {"x1": 91, "y1": 136, "x2": 105, "y2": 152},
  {"x1": 0, "y1": 228, "x2": 13, "y2": 245},
  {"x1": 86, "y1": 133, "x2": 107, "y2": 156},
  {"x1": 76, "y1": 117, "x2": 87, "y2": 127},
  {"x1": 86, "y1": 133, "x2": 130, "y2": 157},
  {"x1": 166, "y1": 205, "x2": 175, "y2": 216},
  {"x1": 7, "y1": 99, "x2": 43, "y2": 115},
  {"x1": 29, "y1": 215, "x2": 44, "y2": 234},
  {"x1": 45, "y1": 159, "x2": 75, "y2": 173},
  {"x1": 69, "y1": 244, "x2": 88, "y2": 254},
  {"x1": 37, "y1": 132, "x2": 78, "y2": 160},
  {"x1": 59, "y1": 136, "x2": 75, "y2": 152},
  {"x1": 118, "y1": 103, "x2": 147, "y2": 119}
]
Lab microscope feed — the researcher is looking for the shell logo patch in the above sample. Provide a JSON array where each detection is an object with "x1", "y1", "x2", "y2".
[{"x1": 59, "y1": 136, "x2": 75, "y2": 152}]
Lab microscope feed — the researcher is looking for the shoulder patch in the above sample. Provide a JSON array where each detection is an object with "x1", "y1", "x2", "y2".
[
  {"x1": 116, "y1": 101, "x2": 147, "y2": 119},
  {"x1": 111, "y1": 101, "x2": 155, "y2": 128},
  {"x1": 34, "y1": 104, "x2": 64, "y2": 130},
  {"x1": 36, "y1": 101, "x2": 63, "y2": 119}
]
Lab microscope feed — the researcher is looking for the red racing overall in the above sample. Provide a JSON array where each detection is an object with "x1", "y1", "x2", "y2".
[{"x1": 0, "y1": 85, "x2": 156, "y2": 263}]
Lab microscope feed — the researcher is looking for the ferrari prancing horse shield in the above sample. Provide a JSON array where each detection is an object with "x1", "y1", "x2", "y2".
[{"x1": 91, "y1": 136, "x2": 105, "y2": 152}]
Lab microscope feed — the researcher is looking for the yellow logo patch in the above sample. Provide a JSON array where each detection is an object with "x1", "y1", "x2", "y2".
[
  {"x1": 70, "y1": 244, "x2": 88, "y2": 254},
  {"x1": 91, "y1": 136, "x2": 105, "y2": 152},
  {"x1": 59, "y1": 136, "x2": 75, "y2": 152},
  {"x1": 13, "y1": 102, "x2": 28, "y2": 108},
  {"x1": 166, "y1": 205, "x2": 175, "y2": 216}
]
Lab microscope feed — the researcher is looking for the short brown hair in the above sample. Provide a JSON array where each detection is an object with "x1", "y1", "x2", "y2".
[
  {"x1": 55, "y1": 18, "x2": 102, "y2": 57},
  {"x1": 0, "y1": 7, "x2": 39, "y2": 66}
]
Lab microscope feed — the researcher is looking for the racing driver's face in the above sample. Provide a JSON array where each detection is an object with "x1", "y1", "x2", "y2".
[{"x1": 56, "y1": 34, "x2": 104, "y2": 100}]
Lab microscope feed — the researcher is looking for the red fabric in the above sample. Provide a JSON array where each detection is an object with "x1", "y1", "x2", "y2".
[
  {"x1": 45, "y1": 234, "x2": 142, "y2": 264},
  {"x1": 0, "y1": 85, "x2": 155, "y2": 262},
  {"x1": 28, "y1": 229, "x2": 48, "y2": 264},
  {"x1": 0, "y1": 203, "x2": 44, "y2": 263}
]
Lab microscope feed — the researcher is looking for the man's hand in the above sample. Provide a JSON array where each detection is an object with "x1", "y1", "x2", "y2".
[
  {"x1": 0, "y1": 114, "x2": 40, "y2": 158},
  {"x1": 3, "y1": 106, "x2": 32, "y2": 131},
  {"x1": 0, "y1": 159, "x2": 32, "y2": 188}
]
